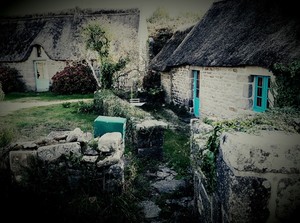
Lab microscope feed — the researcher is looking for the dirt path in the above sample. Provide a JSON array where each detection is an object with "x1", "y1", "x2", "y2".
[{"x1": 0, "y1": 99, "x2": 93, "y2": 116}]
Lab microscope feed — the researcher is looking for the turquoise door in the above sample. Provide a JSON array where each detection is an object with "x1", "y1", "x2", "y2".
[
  {"x1": 253, "y1": 76, "x2": 270, "y2": 112},
  {"x1": 193, "y1": 70, "x2": 200, "y2": 117},
  {"x1": 34, "y1": 61, "x2": 49, "y2": 92}
]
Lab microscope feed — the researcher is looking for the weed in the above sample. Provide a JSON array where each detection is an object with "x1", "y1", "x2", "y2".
[{"x1": 0, "y1": 127, "x2": 15, "y2": 148}]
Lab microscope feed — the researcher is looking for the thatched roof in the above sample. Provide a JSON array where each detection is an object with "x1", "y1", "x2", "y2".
[
  {"x1": 149, "y1": 25, "x2": 194, "y2": 71},
  {"x1": 151, "y1": 0, "x2": 300, "y2": 71},
  {"x1": 0, "y1": 8, "x2": 140, "y2": 62}
]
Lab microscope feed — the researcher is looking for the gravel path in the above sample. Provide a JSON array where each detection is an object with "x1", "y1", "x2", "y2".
[{"x1": 0, "y1": 99, "x2": 93, "y2": 116}]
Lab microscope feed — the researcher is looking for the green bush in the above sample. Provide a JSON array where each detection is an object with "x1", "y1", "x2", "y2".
[
  {"x1": 0, "y1": 83, "x2": 4, "y2": 101},
  {"x1": 271, "y1": 60, "x2": 300, "y2": 108},
  {"x1": 142, "y1": 70, "x2": 165, "y2": 104},
  {"x1": 51, "y1": 63, "x2": 98, "y2": 94},
  {"x1": 0, "y1": 65, "x2": 25, "y2": 93}
]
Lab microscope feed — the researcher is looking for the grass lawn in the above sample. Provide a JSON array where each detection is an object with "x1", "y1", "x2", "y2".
[
  {"x1": 4, "y1": 91, "x2": 94, "y2": 102},
  {"x1": 0, "y1": 102, "x2": 98, "y2": 142}
]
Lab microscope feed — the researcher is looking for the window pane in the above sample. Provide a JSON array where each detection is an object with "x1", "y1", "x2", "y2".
[
  {"x1": 258, "y1": 77, "x2": 263, "y2": 86},
  {"x1": 257, "y1": 87, "x2": 262, "y2": 96},
  {"x1": 267, "y1": 99, "x2": 270, "y2": 108},
  {"x1": 257, "y1": 97, "x2": 262, "y2": 107},
  {"x1": 267, "y1": 78, "x2": 270, "y2": 88}
]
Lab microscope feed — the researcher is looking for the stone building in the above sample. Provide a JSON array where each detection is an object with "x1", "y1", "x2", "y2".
[
  {"x1": 150, "y1": 0, "x2": 300, "y2": 119},
  {"x1": 0, "y1": 8, "x2": 140, "y2": 92}
]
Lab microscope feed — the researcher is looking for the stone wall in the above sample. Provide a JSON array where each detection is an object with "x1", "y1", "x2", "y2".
[
  {"x1": 4, "y1": 128, "x2": 125, "y2": 193},
  {"x1": 134, "y1": 120, "x2": 168, "y2": 158},
  {"x1": 162, "y1": 66, "x2": 275, "y2": 119},
  {"x1": 191, "y1": 119, "x2": 300, "y2": 223},
  {"x1": 94, "y1": 90, "x2": 167, "y2": 158},
  {"x1": 161, "y1": 66, "x2": 193, "y2": 109},
  {"x1": 196, "y1": 66, "x2": 274, "y2": 119}
]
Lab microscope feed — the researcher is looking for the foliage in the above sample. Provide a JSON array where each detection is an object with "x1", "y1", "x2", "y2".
[
  {"x1": 14, "y1": 152, "x2": 143, "y2": 222},
  {"x1": 0, "y1": 65, "x2": 25, "y2": 93},
  {"x1": 142, "y1": 70, "x2": 165, "y2": 104},
  {"x1": 0, "y1": 127, "x2": 15, "y2": 148},
  {"x1": 147, "y1": 7, "x2": 170, "y2": 24},
  {"x1": 149, "y1": 28, "x2": 173, "y2": 59},
  {"x1": 51, "y1": 63, "x2": 98, "y2": 94},
  {"x1": 93, "y1": 90, "x2": 150, "y2": 146},
  {"x1": 199, "y1": 125, "x2": 222, "y2": 194},
  {"x1": 163, "y1": 129, "x2": 191, "y2": 178},
  {"x1": 83, "y1": 24, "x2": 129, "y2": 89},
  {"x1": 271, "y1": 60, "x2": 300, "y2": 108},
  {"x1": 83, "y1": 24, "x2": 110, "y2": 58},
  {"x1": 0, "y1": 83, "x2": 4, "y2": 101},
  {"x1": 198, "y1": 106, "x2": 300, "y2": 194},
  {"x1": 101, "y1": 57, "x2": 128, "y2": 89}
]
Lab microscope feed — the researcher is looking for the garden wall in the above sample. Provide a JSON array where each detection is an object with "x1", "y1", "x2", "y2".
[
  {"x1": 94, "y1": 90, "x2": 167, "y2": 158},
  {"x1": 191, "y1": 119, "x2": 300, "y2": 223},
  {"x1": 5, "y1": 128, "x2": 125, "y2": 193}
]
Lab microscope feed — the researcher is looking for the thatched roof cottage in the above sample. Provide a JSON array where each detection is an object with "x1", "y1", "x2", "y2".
[
  {"x1": 150, "y1": 0, "x2": 300, "y2": 119},
  {"x1": 0, "y1": 8, "x2": 140, "y2": 91}
]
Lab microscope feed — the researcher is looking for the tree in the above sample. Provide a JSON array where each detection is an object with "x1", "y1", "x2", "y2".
[{"x1": 83, "y1": 24, "x2": 131, "y2": 89}]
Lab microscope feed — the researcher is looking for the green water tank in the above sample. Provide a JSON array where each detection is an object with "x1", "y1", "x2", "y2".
[{"x1": 94, "y1": 115, "x2": 127, "y2": 140}]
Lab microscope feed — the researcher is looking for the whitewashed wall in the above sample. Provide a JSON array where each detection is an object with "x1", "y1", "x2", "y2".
[{"x1": 3, "y1": 46, "x2": 66, "y2": 91}]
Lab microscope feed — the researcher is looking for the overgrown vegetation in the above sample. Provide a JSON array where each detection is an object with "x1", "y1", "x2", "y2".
[
  {"x1": 0, "y1": 65, "x2": 25, "y2": 93},
  {"x1": 163, "y1": 129, "x2": 191, "y2": 178},
  {"x1": 0, "y1": 91, "x2": 193, "y2": 222},
  {"x1": 140, "y1": 70, "x2": 165, "y2": 105},
  {"x1": 51, "y1": 62, "x2": 98, "y2": 94},
  {"x1": 0, "y1": 83, "x2": 4, "y2": 100},
  {"x1": 271, "y1": 60, "x2": 300, "y2": 108},
  {"x1": 198, "y1": 106, "x2": 300, "y2": 194},
  {"x1": 0, "y1": 127, "x2": 15, "y2": 148}
]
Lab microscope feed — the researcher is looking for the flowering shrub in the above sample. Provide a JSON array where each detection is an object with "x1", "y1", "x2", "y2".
[
  {"x1": 51, "y1": 63, "x2": 98, "y2": 94},
  {"x1": 0, "y1": 65, "x2": 25, "y2": 93}
]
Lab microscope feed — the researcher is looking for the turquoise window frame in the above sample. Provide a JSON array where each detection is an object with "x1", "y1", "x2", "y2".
[{"x1": 253, "y1": 76, "x2": 270, "y2": 112}]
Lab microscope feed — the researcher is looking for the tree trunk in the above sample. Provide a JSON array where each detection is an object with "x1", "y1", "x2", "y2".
[{"x1": 86, "y1": 60, "x2": 101, "y2": 88}]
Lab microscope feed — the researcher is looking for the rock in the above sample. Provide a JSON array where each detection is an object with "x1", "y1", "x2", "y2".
[
  {"x1": 151, "y1": 179, "x2": 186, "y2": 194},
  {"x1": 139, "y1": 200, "x2": 161, "y2": 219},
  {"x1": 66, "y1": 128, "x2": 83, "y2": 142},
  {"x1": 98, "y1": 132, "x2": 122, "y2": 153},
  {"x1": 37, "y1": 142, "x2": 81, "y2": 162}
]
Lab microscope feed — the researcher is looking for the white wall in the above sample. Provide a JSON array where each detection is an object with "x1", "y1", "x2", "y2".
[{"x1": 3, "y1": 46, "x2": 66, "y2": 91}]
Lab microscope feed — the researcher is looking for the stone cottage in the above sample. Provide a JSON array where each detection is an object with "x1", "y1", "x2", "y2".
[
  {"x1": 150, "y1": 0, "x2": 300, "y2": 119},
  {"x1": 0, "y1": 8, "x2": 140, "y2": 92}
]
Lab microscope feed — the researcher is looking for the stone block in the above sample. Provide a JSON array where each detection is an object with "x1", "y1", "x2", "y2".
[
  {"x1": 9, "y1": 150, "x2": 37, "y2": 182},
  {"x1": 217, "y1": 158, "x2": 271, "y2": 223},
  {"x1": 37, "y1": 142, "x2": 81, "y2": 162},
  {"x1": 220, "y1": 131, "x2": 300, "y2": 174},
  {"x1": 276, "y1": 178, "x2": 300, "y2": 221}
]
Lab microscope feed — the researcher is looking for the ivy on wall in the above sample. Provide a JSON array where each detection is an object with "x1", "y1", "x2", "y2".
[{"x1": 271, "y1": 60, "x2": 300, "y2": 108}]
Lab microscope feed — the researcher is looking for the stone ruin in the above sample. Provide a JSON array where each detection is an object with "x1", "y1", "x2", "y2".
[
  {"x1": 5, "y1": 127, "x2": 125, "y2": 193},
  {"x1": 191, "y1": 119, "x2": 300, "y2": 223}
]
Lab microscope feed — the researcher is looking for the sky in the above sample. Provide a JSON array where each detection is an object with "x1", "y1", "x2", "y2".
[{"x1": 1, "y1": 0, "x2": 215, "y2": 18}]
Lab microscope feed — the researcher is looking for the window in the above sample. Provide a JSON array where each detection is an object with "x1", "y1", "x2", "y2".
[
  {"x1": 253, "y1": 76, "x2": 270, "y2": 112},
  {"x1": 37, "y1": 45, "x2": 41, "y2": 57}
]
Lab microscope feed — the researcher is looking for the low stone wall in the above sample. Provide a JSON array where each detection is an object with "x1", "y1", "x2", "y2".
[
  {"x1": 134, "y1": 120, "x2": 168, "y2": 158},
  {"x1": 4, "y1": 128, "x2": 125, "y2": 193},
  {"x1": 94, "y1": 90, "x2": 167, "y2": 158},
  {"x1": 191, "y1": 119, "x2": 300, "y2": 223}
]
